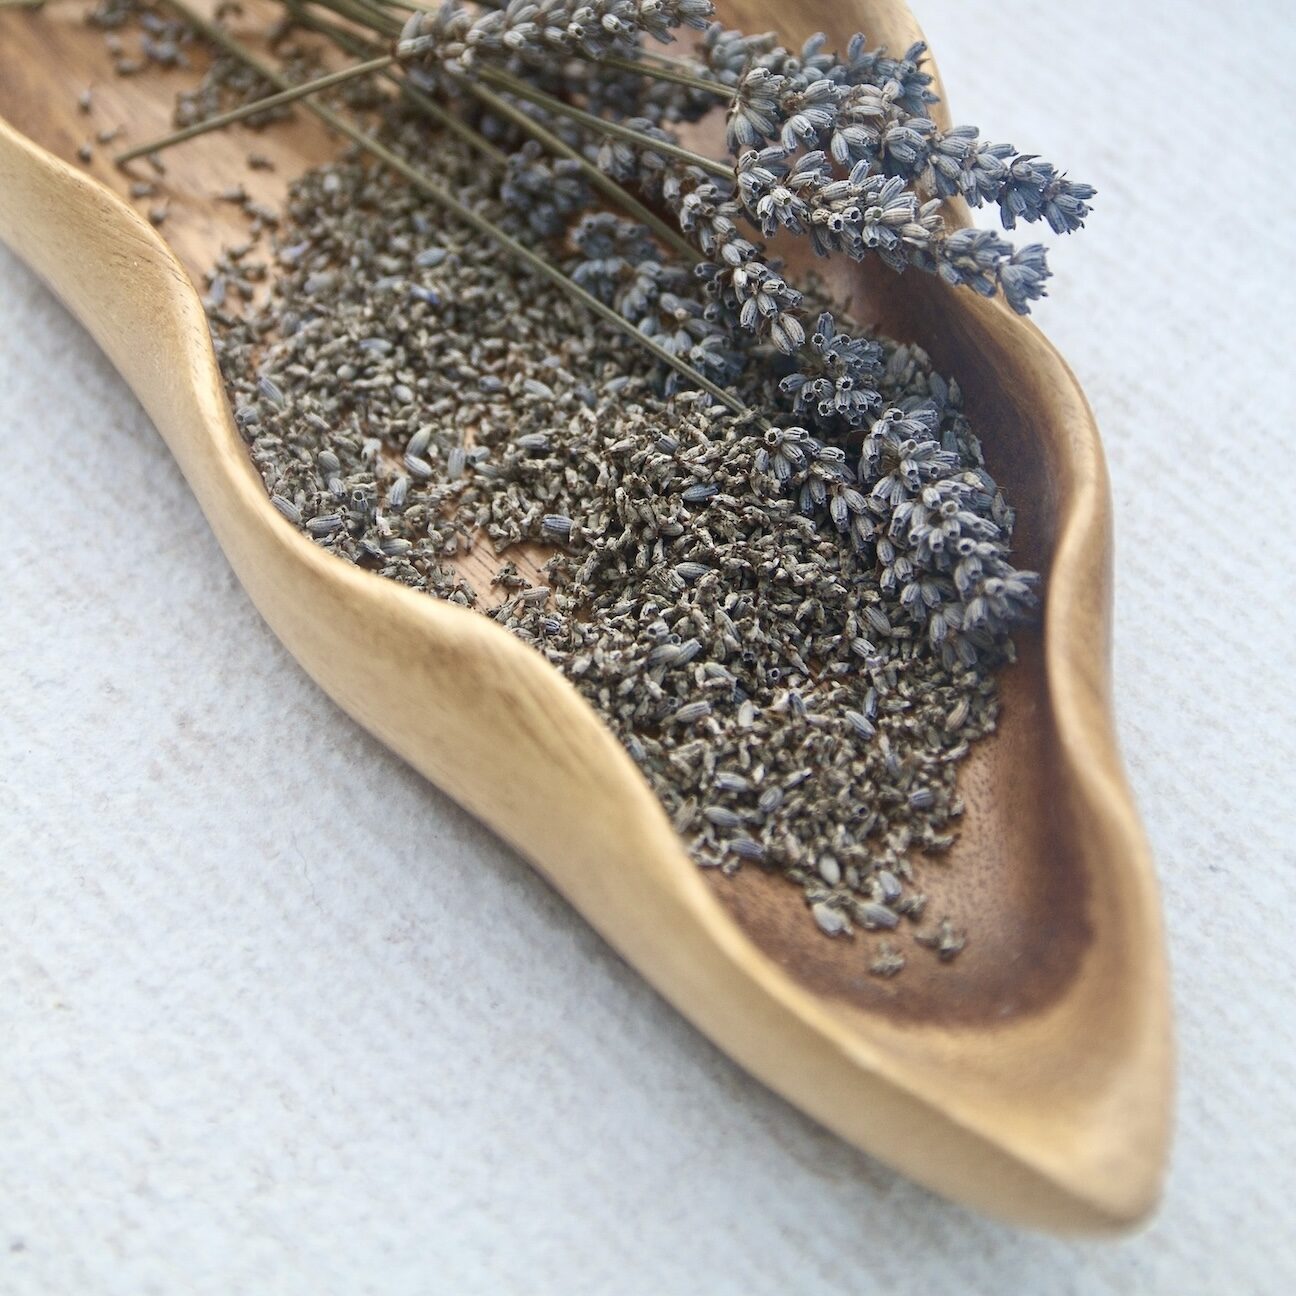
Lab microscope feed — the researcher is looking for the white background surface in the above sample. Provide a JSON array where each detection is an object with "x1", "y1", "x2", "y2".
[{"x1": 3, "y1": 1, "x2": 1295, "y2": 1291}]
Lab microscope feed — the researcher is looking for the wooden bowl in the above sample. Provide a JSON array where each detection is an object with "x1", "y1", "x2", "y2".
[{"x1": 0, "y1": 0, "x2": 1173, "y2": 1231}]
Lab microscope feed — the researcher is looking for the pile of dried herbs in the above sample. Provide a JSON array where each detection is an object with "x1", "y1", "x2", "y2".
[{"x1": 91, "y1": 0, "x2": 1094, "y2": 971}]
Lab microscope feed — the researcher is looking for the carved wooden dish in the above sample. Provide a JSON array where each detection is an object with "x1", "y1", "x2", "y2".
[{"x1": 0, "y1": 0, "x2": 1173, "y2": 1231}]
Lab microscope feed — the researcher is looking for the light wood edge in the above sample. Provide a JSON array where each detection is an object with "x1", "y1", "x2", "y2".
[
  {"x1": 772, "y1": 0, "x2": 1172, "y2": 1221},
  {"x1": 0, "y1": 8, "x2": 1171, "y2": 1230}
]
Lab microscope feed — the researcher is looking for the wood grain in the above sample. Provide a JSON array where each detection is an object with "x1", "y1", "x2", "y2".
[{"x1": 0, "y1": 0, "x2": 1173, "y2": 1231}]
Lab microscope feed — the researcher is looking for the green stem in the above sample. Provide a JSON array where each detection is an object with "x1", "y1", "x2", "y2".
[
  {"x1": 590, "y1": 51, "x2": 735, "y2": 101},
  {"x1": 161, "y1": 0, "x2": 748, "y2": 417},
  {"x1": 311, "y1": 0, "x2": 402, "y2": 36},
  {"x1": 475, "y1": 64, "x2": 732, "y2": 180},
  {"x1": 114, "y1": 54, "x2": 394, "y2": 165}
]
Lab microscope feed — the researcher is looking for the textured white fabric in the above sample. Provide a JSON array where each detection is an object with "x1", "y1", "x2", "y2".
[{"x1": 2, "y1": 0, "x2": 1294, "y2": 1291}]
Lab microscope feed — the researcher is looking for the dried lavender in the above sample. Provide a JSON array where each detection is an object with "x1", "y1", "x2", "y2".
[
  {"x1": 386, "y1": 0, "x2": 1093, "y2": 320},
  {"x1": 272, "y1": 0, "x2": 1093, "y2": 503},
  {"x1": 116, "y1": 1, "x2": 1091, "y2": 433},
  {"x1": 206, "y1": 113, "x2": 1029, "y2": 966},
  {"x1": 77, "y1": 0, "x2": 1061, "y2": 963}
]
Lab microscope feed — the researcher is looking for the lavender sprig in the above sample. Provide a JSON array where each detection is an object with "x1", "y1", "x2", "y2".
[
  {"x1": 858, "y1": 404, "x2": 1037, "y2": 664},
  {"x1": 779, "y1": 313, "x2": 883, "y2": 426},
  {"x1": 392, "y1": 1, "x2": 1092, "y2": 315},
  {"x1": 397, "y1": 0, "x2": 717, "y2": 71}
]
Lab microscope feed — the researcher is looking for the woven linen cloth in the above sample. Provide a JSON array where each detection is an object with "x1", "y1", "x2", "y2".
[{"x1": 1, "y1": 0, "x2": 1293, "y2": 1291}]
